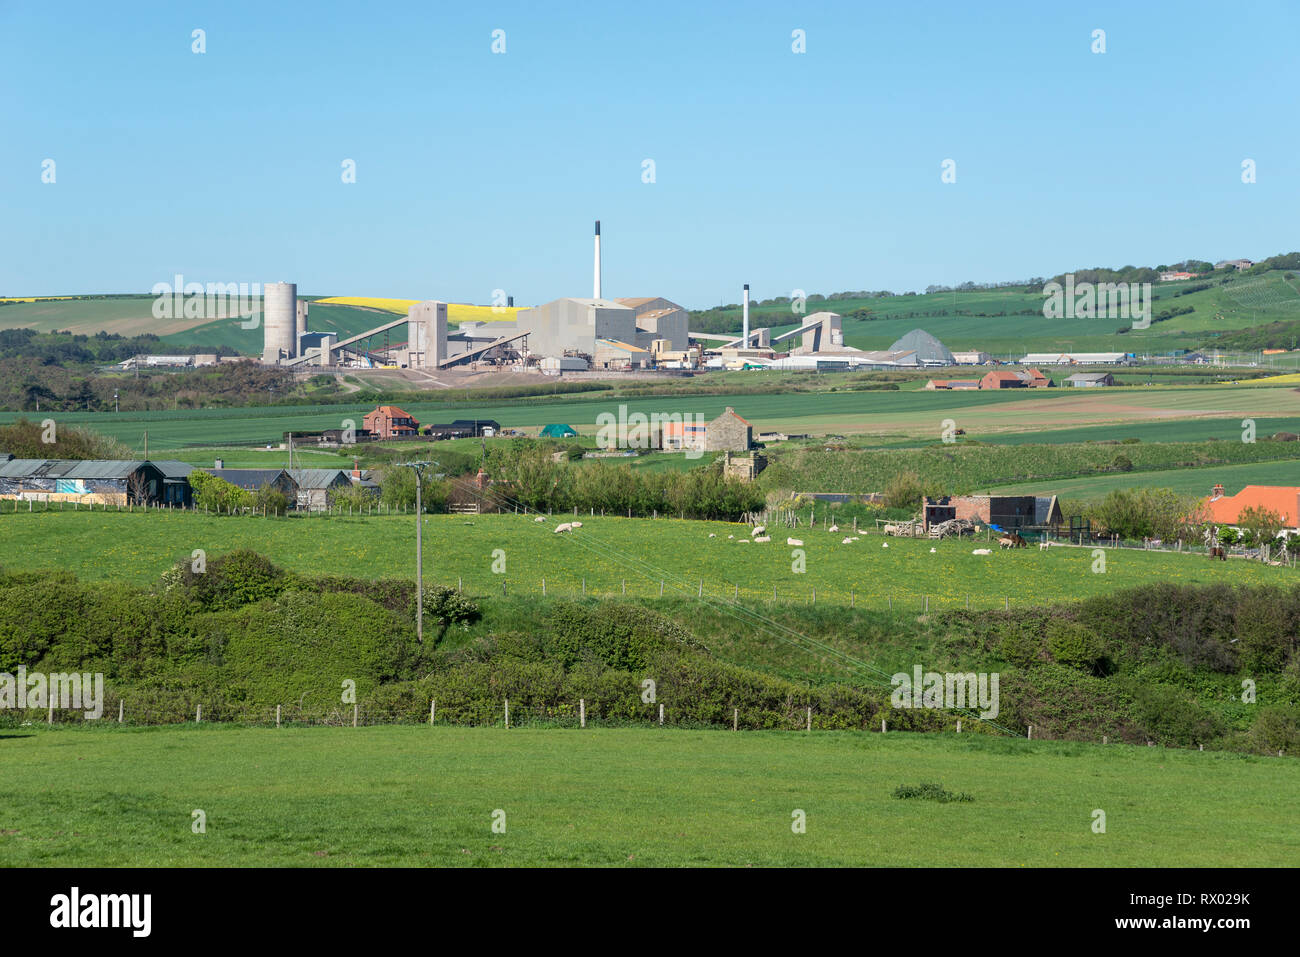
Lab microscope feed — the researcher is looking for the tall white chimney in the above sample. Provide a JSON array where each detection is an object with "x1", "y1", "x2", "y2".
[
  {"x1": 742, "y1": 283, "x2": 749, "y2": 348},
  {"x1": 593, "y1": 220, "x2": 602, "y2": 300}
]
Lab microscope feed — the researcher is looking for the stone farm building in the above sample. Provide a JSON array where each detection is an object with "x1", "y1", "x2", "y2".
[
  {"x1": 657, "y1": 407, "x2": 752, "y2": 453},
  {"x1": 0, "y1": 457, "x2": 167, "y2": 506},
  {"x1": 923, "y1": 494, "x2": 1063, "y2": 536}
]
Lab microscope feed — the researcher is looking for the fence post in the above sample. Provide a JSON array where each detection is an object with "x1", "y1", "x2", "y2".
[
  {"x1": 353, "y1": 703, "x2": 358, "y2": 728},
  {"x1": 196, "y1": 704, "x2": 201, "y2": 724},
  {"x1": 956, "y1": 719, "x2": 962, "y2": 733},
  {"x1": 658, "y1": 704, "x2": 664, "y2": 726},
  {"x1": 659, "y1": 580, "x2": 664, "y2": 596},
  {"x1": 276, "y1": 704, "x2": 281, "y2": 728},
  {"x1": 806, "y1": 707, "x2": 811, "y2": 732},
  {"x1": 812, "y1": 587, "x2": 816, "y2": 605},
  {"x1": 48, "y1": 696, "x2": 54, "y2": 725},
  {"x1": 733, "y1": 708, "x2": 738, "y2": 731},
  {"x1": 580, "y1": 698, "x2": 586, "y2": 729},
  {"x1": 505, "y1": 698, "x2": 510, "y2": 729},
  {"x1": 622, "y1": 579, "x2": 626, "y2": 595},
  {"x1": 458, "y1": 577, "x2": 462, "y2": 593},
  {"x1": 431, "y1": 699, "x2": 436, "y2": 724},
  {"x1": 542, "y1": 579, "x2": 546, "y2": 596},
  {"x1": 881, "y1": 719, "x2": 886, "y2": 733},
  {"x1": 698, "y1": 580, "x2": 702, "y2": 597},
  {"x1": 118, "y1": 700, "x2": 124, "y2": 723},
  {"x1": 924, "y1": 595, "x2": 928, "y2": 613},
  {"x1": 582, "y1": 579, "x2": 586, "y2": 596},
  {"x1": 1027, "y1": 725, "x2": 1033, "y2": 740}
]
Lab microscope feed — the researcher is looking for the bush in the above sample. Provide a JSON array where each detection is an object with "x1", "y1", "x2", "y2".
[
  {"x1": 1045, "y1": 620, "x2": 1108, "y2": 675},
  {"x1": 893, "y1": 782, "x2": 973, "y2": 803}
]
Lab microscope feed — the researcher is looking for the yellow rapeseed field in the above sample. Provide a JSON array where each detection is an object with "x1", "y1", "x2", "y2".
[{"x1": 315, "y1": 296, "x2": 520, "y2": 324}]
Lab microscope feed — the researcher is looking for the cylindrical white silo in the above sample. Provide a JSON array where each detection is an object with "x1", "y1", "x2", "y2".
[
  {"x1": 262, "y1": 282, "x2": 297, "y2": 362},
  {"x1": 296, "y1": 300, "x2": 309, "y2": 352}
]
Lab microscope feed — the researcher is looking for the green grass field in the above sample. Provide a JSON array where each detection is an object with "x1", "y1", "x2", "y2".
[
  {"x1": 988, "y1": 458, "x2": 1300, "y2": 500},
  {"x1": 6, "y1": 381, "x2": 1300, "y2": 451},
  {"x1": 2, "y1": 726, "x2": 1295, "y2": 866},
  {"x1": 0, "y1": 511, "x2": 1290, "y2": 610}
]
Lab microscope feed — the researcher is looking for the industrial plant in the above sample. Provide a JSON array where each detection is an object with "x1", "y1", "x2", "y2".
[{"x1": 255, "y1": 222, "x2": 947, "y2": 377}]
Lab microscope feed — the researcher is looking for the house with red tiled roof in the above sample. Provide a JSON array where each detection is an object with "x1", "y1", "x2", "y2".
[
  {"x1": 1204, "y1": 484, "x2": 1300, "y2": 529},
  {"x1": 1023, "y1": 367, "x2": 1054, "y2": 388},
  {"x1": 362, "y1": 405, "x2": 420, "y2": 439},
  {"x1": 980, "y1": 371, "x2": 1028, "y2": 389}
]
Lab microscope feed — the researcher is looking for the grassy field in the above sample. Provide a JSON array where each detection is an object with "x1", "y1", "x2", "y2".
[
  {"x1": 1, "y1": 725, "x2": 1295, "y2": 866},
  {"x1": 988, "y1": 458, "x2": 1300, "y2": 500},
  {"x1": 6, "y1": 382, "x2": 1300, "y2": 450},
  {"x1": 0, "y1": 511, "x2": 1290, "y2": 609}
]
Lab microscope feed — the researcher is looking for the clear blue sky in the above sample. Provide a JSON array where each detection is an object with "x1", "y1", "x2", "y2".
[{"x1": 2, "y1": 0, "x2": 1297, "y2": 307}]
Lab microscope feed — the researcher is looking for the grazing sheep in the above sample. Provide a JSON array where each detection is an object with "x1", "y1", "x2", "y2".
[
  {"x1": 554, "y1": 523, "x2": 573, "y2": 534},
  {"x1": 841, "y1": 537, "x2": 854, "y2": 544},
  {"x1": 534, "y1": 516, "x2": 546, "y2": 523},
  {"x1": 708, "y1": 533, "x2": 716, "y2": 538},
  {"x1": 829, "y1": 524, "x2": 839, "y2": 533},
  {"x1": 883, "y1": 524, "x2": 898, "y2": 536},
  {"x1": 787, "y1": 538, "x2": 803, "y2": 547},
  {"x1": 930, "y1": 547, "x2": 937, "y2": 553},
  {"x1": 727, "y1": 534, "x2": 734, "y2": 539},
  {"x1": 972, "y1": 548, "x2": 992, "y2": 555},
  {"x1": 571, "y1": 521, "x2": 582, "y2": 528},
  {"x1": 882, "y1": 542, "x2": 889, "y2": 549},
  {"x1": 751, "y1": 525, "x2": 766, "y2": 537},
  {"x1": 737, "y1": 539, "x2": 750, "y2": 544},
  {"x1": 753, "y1": 536, "x2": 771, "y2": 543}
]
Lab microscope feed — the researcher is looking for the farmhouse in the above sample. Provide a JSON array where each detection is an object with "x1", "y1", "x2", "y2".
[
  {"x1": 1065, "y1": 372, "x2": 1115, "y2": 388},
  {"x1": 0, "y1": 459, "x2": 167, "y2": 506},
  {"x1": 363, "y1": 405, "x2": 419, "y2": 439},
  {"x1": 1204, "y1": 484, "x2": 1300, "y2": 530},
  {"x1": 923, "y1": 494, "x2": 1063, "y2": 536},
  {"x1": 152, "y1": 460, "x2": 195, "y2": 507},
  {"x1": 705, "y1": 407, "x2": 753, "y2": 451},
  {"x1": 980, "y1": 371, "x2": 1028, "y2": 390}
]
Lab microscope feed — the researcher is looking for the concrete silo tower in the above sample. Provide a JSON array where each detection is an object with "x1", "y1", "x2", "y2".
[{"x1": 261, "y1": 281, "x2": 297, "y2": 363}]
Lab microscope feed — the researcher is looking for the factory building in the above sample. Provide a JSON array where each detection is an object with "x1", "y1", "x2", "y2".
[
  {"x1": 615, "y1": 297, "x2": 690, "y2": 352},
  {"x1": 515, "y1": 297, "x2": 639, "y2": 359}
]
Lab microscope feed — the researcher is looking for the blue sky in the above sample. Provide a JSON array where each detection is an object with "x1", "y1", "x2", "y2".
[{"x1": 2, "y1": 0, "x2": 1297, "y2": 307}]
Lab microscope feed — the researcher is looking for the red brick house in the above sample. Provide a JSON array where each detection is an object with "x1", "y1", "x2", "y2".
[{"x1": 362, "y1": 405, "x2": 419, "y2": 439}]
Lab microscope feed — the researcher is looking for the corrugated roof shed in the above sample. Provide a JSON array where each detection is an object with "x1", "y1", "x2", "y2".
[
  {"x1": 287, "y1": 468, "x2": 350, "y2": 489},
  {"x1": 0, "y1": 459, "x2": 148, "y2": 479}
]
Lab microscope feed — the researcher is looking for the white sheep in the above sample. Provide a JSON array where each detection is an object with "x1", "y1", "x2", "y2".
[
  {"x1": 882, "y1": 542, "x2": 889, "y2": 549},
  {"x1": 972, "y1": 548, "x2": 992, "y2": 555},
  {"x1": 708, "y1": 533, "x2": 716, "y2": 538},
  {"x1": 533, "y1": 515, "x2": 546, "y2": 523},
  {"x1": 930, "y1": 547, "x2": 937, "y2": 553},
  {"x1": 787, "y1": 538, "x2": 803, "y2": 547},
  {"x1": 829, "y1": 524, "x2": 839, "y2": 533},
  {"x1": 571, "y1": 521, "x2": 582, "y2": 528},
  {"x1": 751, "y1": 525, "x2": 766, "y2": 537},
  {"x1": 841, "y1": 537, "x2": 854, "y2": 544},
  {"x1": 753, "y1": 535, "x2": 771, "y2": 543},
  {"x1": 737, "y1": 539, "x2": 750, "y2": 544},
  {"x1": 554, "y1": 522, "x2": 573, "y2": 534},
  {"x1": 727, "y1": 534, "x2": 734, "y2": 539}
]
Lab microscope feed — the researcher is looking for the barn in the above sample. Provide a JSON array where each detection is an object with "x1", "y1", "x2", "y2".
[{"x1": 0, "y1": 459, "x2": 166, "y2": 506}]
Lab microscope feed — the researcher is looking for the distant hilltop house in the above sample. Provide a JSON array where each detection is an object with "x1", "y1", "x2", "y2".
[
  {"x1": 1215, "y1": 259, "x2": 1254, "y2": 271},
  {"x1": 1204, "y1": 484, "x2": 1300, "y2": 531},
  {"x1": 1065, "y1": 372, "x2": 1115, "y2": 388},
  {"x1": 1158, "y1": 271, "x2": 1200, "y2": 282},
  {"x1": 363, "y1": 405, "x2": 420, "y2": 439}
]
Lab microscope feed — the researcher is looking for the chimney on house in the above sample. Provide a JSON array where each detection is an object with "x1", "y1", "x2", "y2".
[
  {"x1": 1211, "y1": 483, "x2": 1224, "y2": 501},
  {"x1": 352, "y1": 457, "x2": 361, "y2": 482}
]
